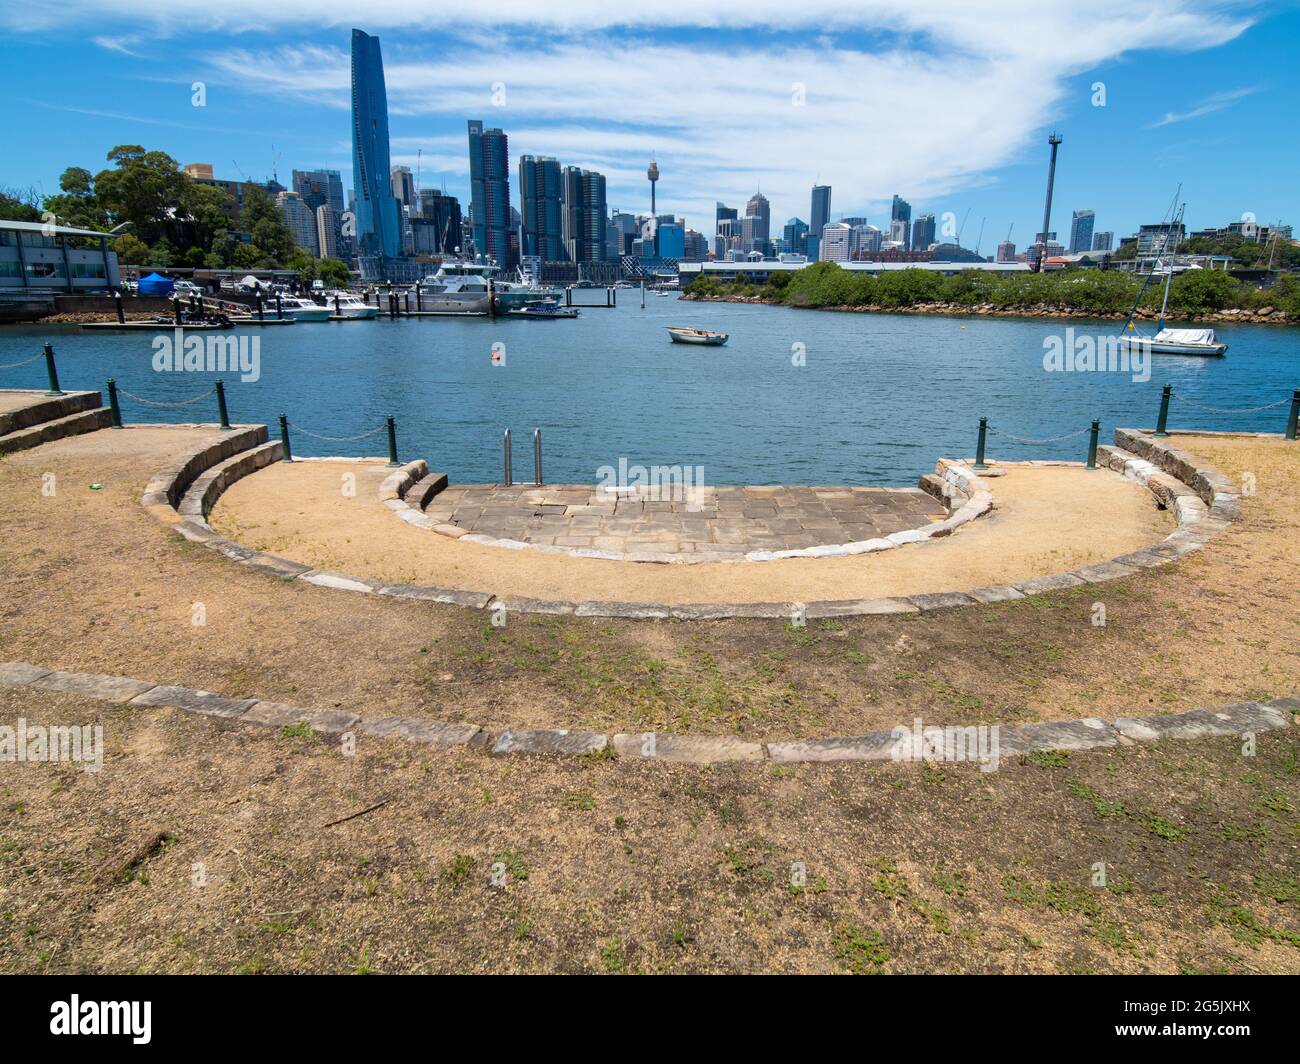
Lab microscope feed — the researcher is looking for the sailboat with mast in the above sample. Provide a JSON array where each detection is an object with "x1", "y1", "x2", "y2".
[{"x1": 1116, "y1": 199, "x2": 1227, "y2": 357}]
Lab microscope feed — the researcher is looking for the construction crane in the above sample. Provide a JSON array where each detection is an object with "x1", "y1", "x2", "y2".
[
  {"x1": 955, "y1": 208, "x2": 971, "y2": 246},
  {"x1": 231, "y1": 160, "x2": 250, "y2": 182},
  {"x1": 973, "y1": 216, "x2": 986, "y2": 258}
]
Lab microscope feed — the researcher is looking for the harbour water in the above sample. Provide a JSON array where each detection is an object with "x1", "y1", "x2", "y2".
[{"x1": 2, "y1": 299, "x2": 1297, "y2": 485}]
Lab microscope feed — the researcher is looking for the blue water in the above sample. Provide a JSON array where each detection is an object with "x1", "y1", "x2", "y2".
[{"x1": 2, "y1": 300, "x2": 1297, "y2": 485}]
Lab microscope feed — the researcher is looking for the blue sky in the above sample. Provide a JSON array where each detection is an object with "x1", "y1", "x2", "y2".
[{"x1": 3, "y1": 1, "x2": 1297, "y2": 249}]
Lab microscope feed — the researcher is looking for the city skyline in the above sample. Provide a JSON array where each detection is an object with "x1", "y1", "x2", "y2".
[{"x1": 2, "y1": 4, "x2": 1297, "y2": 250}]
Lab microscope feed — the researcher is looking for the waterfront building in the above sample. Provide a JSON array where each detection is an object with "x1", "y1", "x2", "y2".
[
  {"x1": 891, "y1": 195, "x2": 912, "y2": 249},
  {"x1": 820, "y1": 221, "x2": 852, "y2": 262},
  {"x1": 996, "y1": 239, "x2": 1017, "y2": 263},
  {"x1": 0, "y1": 219, "x2": 120, "y2": 293},
  {"x1": 276, "y1": 190, "x2": 319, "y2": 255},
  {"x1": 315, "y1": 205, "x2": 339, "y2": 259},
  {"x1": 809, "y1": 185, "x2": 831, "y2": 261},
  {"x1": 350, "y1": 29, "x2": 402, "y2": 275},
  {"x1": 467, "y1": 119, "x2": 512, "y2": 266},
  {"x1": 561, "y1": 166, "x2": 608, "y2": 262},
  {"x1": 911, "y1": 213, "x2": 937, "y2": 251},
  {"x1": 1136, "y1": 221, "x2": 1186, "y2": 256},
  {"x1": 518, "y1": 155, "x2": 564, "y2": 261},
  {"x1": 1069, "y1": 209, "x2": 1095, "y2": 253},
  {"x1": 1092, "y1": 231, "x2": 1113, "y2": 252}
]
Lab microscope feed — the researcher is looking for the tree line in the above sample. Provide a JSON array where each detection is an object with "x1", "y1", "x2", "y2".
[
  {"x1": 0, "y1": 145, "x2": 350, "y2": 287},
  {"x1": 687, "y1": 260, "x2": 1300, "y2": 318}
]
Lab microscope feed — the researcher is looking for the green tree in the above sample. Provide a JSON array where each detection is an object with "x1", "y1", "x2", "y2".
[
  {"x1": 0, "y1": 186, "x2": 43, "y2": 222},
  {"x1": 240, "y1": 185, "x2": 294, "y2": 264},
  {"x1": 112, "y1": 233, "x2": 150, "y2": 265},
  {"x1": 317, "y1": 258, "x2": 352, "y2": 287},
  {"x1": 1167, "y1": 269, "x2": 1242, "y2": 315}
]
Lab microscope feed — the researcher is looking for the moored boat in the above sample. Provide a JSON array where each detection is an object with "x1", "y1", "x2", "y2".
[{"x1": 666, "y1": 326, "x2": 728, "y2": 346}]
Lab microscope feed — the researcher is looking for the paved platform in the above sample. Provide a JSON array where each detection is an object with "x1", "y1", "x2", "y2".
[{"x1": 422, "y1": 484, "x2": 947, "y2": 556}]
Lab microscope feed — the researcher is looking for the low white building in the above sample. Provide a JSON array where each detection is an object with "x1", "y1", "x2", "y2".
[{"x1": 0, "y1": 219, "x2": 120, "y2": 294}]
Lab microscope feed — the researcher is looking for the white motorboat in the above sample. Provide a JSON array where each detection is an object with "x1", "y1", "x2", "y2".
[
  {"x1": 666, "y1": 326, "x2": 728, "y2": 346},
  {"x1": 277, "y1": 296, "x2": 331, "y2": 322},
  {"x1": 327, "y1": 291, "x2": 378, "y2": 319}
]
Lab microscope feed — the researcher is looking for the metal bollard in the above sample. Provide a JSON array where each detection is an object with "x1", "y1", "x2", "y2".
[
  {"x1": 1086, "y1": 419, "x2": 1100, "y2": 469},
  {"x1": 279, "y1": 413, "x2": 293, "y2": 463},
  {"x1": 386, "y1": 415, "x2": 399, "y2": 467},
  {"x1": 113, "y1": 289, "x2": 125, "y2": 324},
  {"x1": 173, "y1": 296, "x2": 182, "y2": 326},
  {"x1": 334, "y1": 294, "x2": 340, "y2": 319},
  {"x1": 275, "y1": 291, "x2": 283, "y2": 320},
  {"x1": 534, "y1": 428, "x2": 543, "y2": 485},
  {"x1": 215, "y1": 380, "x2": 231, "y2": 431},
  {"x1": 1154, "y1": 383, "x2": 1172, "y2": 437},
  {"x1": 1286, "y1": 388, "x2": 1300, "y2": 442},
  {"x1": 503, "y1": 428, "x2": 513, "y2": 486},
  {"x1": 107, "y1": 378, "x2": 123, "y2": 428},
  {"x1": 974, "y1": 416, "x2": 989, "y2": 470},
  {"x1": 43, "y1": 343, "x2": 64, "y2": 396}
]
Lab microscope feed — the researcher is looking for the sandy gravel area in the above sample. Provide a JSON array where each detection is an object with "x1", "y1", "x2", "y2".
[{"x1": 212, "y1": 461, "x2": 1169, "y2": 604}]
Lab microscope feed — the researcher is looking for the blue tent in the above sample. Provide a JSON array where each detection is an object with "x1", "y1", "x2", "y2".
[{"x1": 137, "y1": 272, "x2": 175, "y2": 296}]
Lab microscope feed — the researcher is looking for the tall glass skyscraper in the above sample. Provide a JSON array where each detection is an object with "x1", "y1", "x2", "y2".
[
  {"x1": 350, "y1": 29, "x2": 401, "y2": 271},
  {"x1": 561, "y1": 166, "x2": 608, "y2": 262},
  {"x1": 891, "y1": 194, "x2": 912, "y2": 250},
  {"x1": 809, "y1": 185, "x2": 831, "y2": 260},
  {"x1": 518, "y1": 156, "x2": 563, "y2": 260},
  {"x1": 468, "y1": 120, "x2": 512, "y2": 267}
]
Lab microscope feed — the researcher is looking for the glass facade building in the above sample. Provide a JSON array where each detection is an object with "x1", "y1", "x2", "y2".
[{"x1": 350, "y1": 29, "x2": 401, "y2": 270}]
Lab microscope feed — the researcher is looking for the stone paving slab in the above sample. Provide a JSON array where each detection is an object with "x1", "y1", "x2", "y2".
[
  {"x1": 130, "y1": 685, "x2": 256, "y2": 719},
  {"x1": 422, "y1": 483, "x2": 946, "y2": 558},
  {"x1": 243, "y1": 702, "x2": 360, "y2": 733},
  {"x1": 997, "y1": 718, "x2": 1117, "y2": 753},
  {"x1": 492, "y1": 729, "x2": 608, "y2": 755},
  {"x1": 1115, "y1": 701, "x2": 1291, "y2": 741},
  {"x1": 0, "y1": 662, "x2": 53, "y2": 686},
  {"x1": 611, "y1": 733, "x2": 765, "y2": 763},
  {"x1": 31, "y1": 670, "x2": 156, "y2": 704},
  {"x1": 359, "y1": 717, "x2": 485, "y2": 747}
]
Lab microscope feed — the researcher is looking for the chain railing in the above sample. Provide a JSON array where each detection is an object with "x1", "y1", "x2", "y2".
[
  {"x1": 1154, "y1": 383, "x2": 1300, "y2": 440},
  {"x1": 975, "y1": 416, "x2": 1103, "y2": 469}
]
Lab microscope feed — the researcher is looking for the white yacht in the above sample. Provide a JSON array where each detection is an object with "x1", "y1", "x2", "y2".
[
  {"x1": 277, "y1": 296, "x2": 331, "y2": 322},
  {"x1": 416, "y1": 260, "x2": 561, "y2": 311},
  {"x1": 327, "y1": 291, "x2": 379, "y2": 319}
]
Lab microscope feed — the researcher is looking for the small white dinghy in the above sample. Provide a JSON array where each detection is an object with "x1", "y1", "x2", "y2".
[{"x1": 666, "y1": 326, "x2": 729, "y2": 346}]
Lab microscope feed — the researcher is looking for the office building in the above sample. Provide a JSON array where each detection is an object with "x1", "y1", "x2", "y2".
[
  {"x1": 744, "y1": 191, "x2": 771, "y2": 250},
  {"x1": 315, "y1": 205, "x2": 339, "y2": 259},
  {"x1": 809, "y1": 185, "x2": 831, "y2": 261},
  {"x1": 1092, "y1": 231, "x2": 1113, "y2": 252},
  {"x1": 820, "y1": 221, "x2": 852, "y2": 262},
  {"x1": 1068, "y1": 209, "x2": 1095, "y2": 254},
  {"x1": 276, "y1": 190, "x2": 319, "y2": 255},
  {"x1": 518, "y1": 155, "x2": 564, "y2": 260},
  {"x1": 350, "y1": 29, "x2": 402, "y2": 271},
  {"x1": 911, "y1": 213, "x2": 937, "y2": 251},
  {"x1": 891, "y1": 195, "x2": 912, "y2": 249},
  {"x1": 183, "y1": 163, "x2": 214, "y2": 180},
  {"x1": 413, "y1": 190, "x2": 463, "y2": 256},
  {"x1": 783, "y1": 218, "x2": 809, "y2": 257},
  {"x1": 561, "y1": 166, "x2": 608, "y2": 262},
  {"x1": 467, "y1": 119, "x2": 512, "y2": 266},
  {"x1": 996, "y1": 239, "x2": 1017, "y2": 263}
]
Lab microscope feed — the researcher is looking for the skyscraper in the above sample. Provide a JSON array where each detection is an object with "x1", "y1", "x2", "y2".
[
  {"x1": 468, "y1": 119, "x2": 511, "y2": 266},
  {"x1": 518, "y1": 156, "x2": 563, "y2": 261},
  {"x1": 820, "y1": 222, "x2": 852, "y2": 262},
  {"x1": 350, "y1": 29, "x2": 401, "y2": 271},
  {"x1": 1092, "y1": 231, "x2": 1113, "y2": 253},
  {"x1": 415, "y1": 190, "x2": 463, "y2": 255},
  {"x1": 911, "y1": 213, "x2": 937, "y2": 251},
  {"x1": 293, "y1": 168, "x2": 347, "y2": 260},
  {"x1": 744, "y1": 191, "x2": 771, "y2": 253},
  {"x1": 996, "y1": 239, "x2": 1017, "y2": 263},
  {"x1": 561, "y1": 166, "x2": 608, "y2": 262},
  {"x1": 809, "y1": 185, "x2": 831, "y2": 261},
  {"x1": 1069, "y1": 209, "x2": 1096, "y2": 253},
  {"x1": 783, "y1": 218, "x2": 809, "y2": 256},
  {"x1": 275, "y1": 191, "x2": 319, "y2": 256},
  {"x1": 891, "y1": 195, "x2": 912, "y2": 250}
]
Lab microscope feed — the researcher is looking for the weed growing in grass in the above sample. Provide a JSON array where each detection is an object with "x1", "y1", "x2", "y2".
[
  {"x1": 566, "y1": 789, "x2": 596, "y2": 811},
  {"x1": 834, "y1": 924, "x2": 890, "y2": 974},
  {"x1": 601, "y1": 936, "x2": 625, "y2": 972},
  {"x1": 441, "y1": 854, "x2": 474, "y2": 890},
  {"x1": 493, "y1": 849, "x2": 528, "y2": 882},
  {"x1": 1147, "y1": 816, "x2": 1185, "y2": 841}
]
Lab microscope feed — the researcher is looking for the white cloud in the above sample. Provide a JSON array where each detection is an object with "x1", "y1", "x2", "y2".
[
  {"x1": 1147, "y1": 85, "x2": 1261, "y2": 127},
  {"x1": 8, "y1": 2, "x2": 1256, "y2": 229}
]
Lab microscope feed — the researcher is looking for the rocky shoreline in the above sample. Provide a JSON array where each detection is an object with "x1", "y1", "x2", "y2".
[{"x1": 679, "y1": 292, "x2": 1297, "y2": 325}]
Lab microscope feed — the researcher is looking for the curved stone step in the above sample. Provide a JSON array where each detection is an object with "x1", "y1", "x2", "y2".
[
  {"x1": 404, "y1": 472, "x2": 449, "y2": 511},
  {"x1": 177, "y1": 440, "x2": 285, "y2": 522},
  {"x1": 0, "y1": 390, "x2": 102, "y2": 436},
  {"x1": 0, "y1": 405, "x2": 111, "y2": 455}
]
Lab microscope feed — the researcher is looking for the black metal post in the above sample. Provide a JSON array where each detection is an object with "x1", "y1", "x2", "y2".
[
  {"x1": 278, "y1": 413, "x2": 293, "y2": 462},
  {"x1": 173, "y1": 296, "x2": 182, "y2": 326},
  {"x1": 333, "y1": 294, "x2": 340, "y2": 319},
  {"x1": 256, "y1": 292, "x2": 265, "y2": 323},
  {"x1": 1286, "y1": 388, "x2": 1300, "y2": 442},
  {"x1": 1154, "y1": 383, "x2": 1172, "y2": 437},
  {"x1": 43, "y1": 343, "x2": 63, "y2": 396},
  {"x1": 113, "y1": 288, "x2": 125, "y2": 323},
  {"x1": 275, "y1": 291, "x2": 283, "y2": 320},
  {"x1": 1086, "y1": 419, "x2": 1100, "y2": 469},
  {"x1": 107, "y1": 378, "x2": 123, "y2": 428},
  {"x1": 386, "y1": 415, "x2": 398, "y2": 467},
  {"x1": 974, "y1": 416, "x2": 989, "y2": 469},
  {"x1": 414, "y1": 281, "x2": 421, "y2": 312},
  {"x1": 215, "y1": 380, "x2": 231, "y2": 430}
]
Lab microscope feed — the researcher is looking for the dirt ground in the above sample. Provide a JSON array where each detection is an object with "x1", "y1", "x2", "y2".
[
  {"x1": 0, "y1": 422, "x2": 1297, "y2": 973},
  {"x1": 211, "y1": 459, "x2": 1168, "y2": 604},
  {"x1": 0, "y1": 426, "x2": 1297, "y2": 739},
  {"x1": 1, "y1": 683, "x2": 1296, "y2": 974}
]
